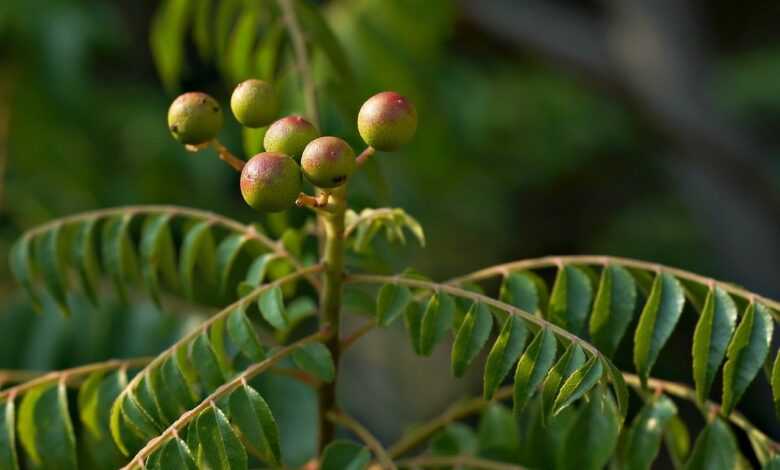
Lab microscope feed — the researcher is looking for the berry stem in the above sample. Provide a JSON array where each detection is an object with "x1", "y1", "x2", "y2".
[
  {"x1": 317, "y1": 184, "x2": 347, "y2": 451},
  {"x1": 355, "y1": 146, "x2": 376, "y2": 167},
  {"x1": 210, "y1": 140, "x2": 245, "y2": 171},
  {"x1": 296, "y1": 192, "x2": 331, "y2": 210}
]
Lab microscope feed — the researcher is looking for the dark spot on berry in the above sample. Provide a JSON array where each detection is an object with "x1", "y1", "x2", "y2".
[
  {"x1": 170, "y1": 125, "x2": 178, "y2": 133},
  {"x1": 201, "y1": 98, "x2": 207, "y2": 104},
  {"x1": 212, "y1": 106, "x2": 219, "y2": 112},
  {"x1": 332, "y1": 175, "x2": 346, "y2": 184}
]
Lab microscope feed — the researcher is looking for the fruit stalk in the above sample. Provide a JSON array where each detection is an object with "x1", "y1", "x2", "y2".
[{"x1": 317, "y1": 184, "x2": 347, "y2": 450}]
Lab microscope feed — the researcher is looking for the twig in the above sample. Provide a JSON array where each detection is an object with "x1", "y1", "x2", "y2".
[
  {"x1": 121, "y1": 330, "x2": 330, "y2": 469},
  {"x1": 345, "y1": 274, "x2": 600, "y2": 355},
  {"x1": 341, "y1": 320, "x2": 377, "y2": 351},
  {"x1": 211, "y1": 140, "x2": 245, "y2": 171},
  {"x1": 327, "y1": 411, "x2": 397, "y2": 470},
  {"x1": 356, "y1": 147, "x2": 376, "y2": 167},
  {"x1": 276, "y1": 0, "x2": 320, "y2": 128},
  {"x1": 445, "y1": 255, "x2": 780, "y2": 319},
  {"x1": 17, "y1": 204, "x2": 320, "y2": 290},
  {"x1": 0, "y1": 357, "x2": 153, "y2": 400},
  {"x1": 396, "y1": 455, "x2": 526, "y2": 470}
]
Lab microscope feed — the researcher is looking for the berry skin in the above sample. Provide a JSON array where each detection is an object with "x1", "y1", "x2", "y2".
[
  {"x1": 230, "y1": 79, "x2": 279, "y2": 128},
  {"x1": 357, "y1": 91, "x2": 417, "y2": 151},
  {"x1": 264, "y1": 115, "x2": 320, "y2": 159},
  {"x1": 301, "y1": 136, "x2": 356, "y2": 188},
  {"x1": 168, "y1": 92, "x2": 223, "y2": 145},
  {"x1": 240, "y1": 152, "x2": 302, "y2": 212}
]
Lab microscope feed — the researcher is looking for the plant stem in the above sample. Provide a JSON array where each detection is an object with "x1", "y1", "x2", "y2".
[
  {"x1": 318, "y1": 186, "x2": 347, "y2": 451},
  {"x1": 326, "y1": 411, "x2": 397, "y2": 470}
]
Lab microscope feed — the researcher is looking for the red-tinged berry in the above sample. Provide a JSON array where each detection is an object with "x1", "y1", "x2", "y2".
[
  {"x1": 357, "y1": 91, "x2": 417, "y2": 151},
  {"x1": 240, "y1": 152, "x2": 302, "y2": 212},
  {"x1": 300, "y1": 136, "x2": 356, "y2": 188},
  {"x1": 264, "y1": 115, "x2": 320, "y2": 159}
]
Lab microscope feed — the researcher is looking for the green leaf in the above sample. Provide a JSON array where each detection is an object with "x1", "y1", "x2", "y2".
[
  {"x1": 483, "y1": 316, "x2": 528, "y2": 399},
  {"x1": 500, "y1": 271, "x2": 548, "y2": 316},
  {"x1": 9, "y1": 235, "x2": 41, "y2": 309},
  {"x1": 191, "y1": 0, "x2": 211, "y2": 59},
  {"x1": 216, "y1": 234, "x2": 252, "y2": 300},
  {"x1": 684, "y1": 418, "x2": 737, "y2": 470},
  {"x1": 196, "y1": 405, "x2": 248, "y2": 470},
  {"x1": 548, "y1": 265, "x2": 593, "y2": 335},
  {"x1": 72, "y1": 218, "x2": 101, "y2": 305},
  {"x1": 419, "y1": 292, "x2": 455, "y2": 356},
  {"x1": 160, "y1": 354, "x2": 198, "y2": 413},
  {"x1": 190, "y1": 331, "x2": 227, "y2": 392},
  {"x1": 120, "y1": 391, "x2": 163, "y2": 441},
  {"x1": 602, "y1": 356, "x2": 629, "y2": 423},
  {"x1": 621, "y1": 395, "x2": 677, "y2": 470},
  {"x1": 633, "y1": 272, "x2": 686, "y2": 387},
  {"x1": 376, "y1": 284, "x2": 412, "y2": 327},
  {"x1": 292, "y1": 343, "x2": 335, "y2": 383},
  {"x1": 295, "y1": 0, "x2": 353, "y2": 82},
  {"x1": 227, "y1": 306, "x2": 267, "y2": 362},
  {"x1": 35, "y1": 224, "x2": 70, "y2": 313},
  {"x1": 141, "y1": 214, "x2": 179, "y2": 305},
  {"x1": 230, "y1": 384, "x2": 282, "y2": 464},
  {"x1": 692, "y1": 287, "x2": 737, "y2": 403},
  {"x1": 559, "y1": 390, "x2": 620, "y2": 470},
  {"x1": 765, "y1": 456, "x2": 780, "y2": 470},
  {"x1": 320, "y1": 440, "x2": 370, "y2": 470},
  {"x1": 258, "y1": 286, "x2": 287, "y2": 330},
  {"x1": 477, "y1": 402, "x2": 519, "y2": 456},
  {"x1": 227, "y1": 10, "x2": 258, "y2": 83},
  {"x1": 540, "y1": 342, "x2": 586, "y2": 420},
  {"x1": 0, "y1": 399, "x2": 18, "y2": 470},
  {"x1": 237, "y1": 253, "x2": 277, "y2": 296},
  {"x1": 403, "y1": 301, "x2": 424, "y2": 355},
  {"x1": 150, "y1": 0, "x2": 192, "y2": 91},
  {"x1": 772, "y1": 349, "x2": 780, "y2": 419},
  {"x1": 451, "y1": 302, "x2": 494, "y2": 377},
  {"x1": 179, "y1": 221, "x2": 216, "y2": 301},
  {"x1": 101, "y1": 214, "x2": 138, "y2": 303},
  {"x1": 552, "y1": 354, "x2": 604, "y2": 415},
  {"x1": 255, "y1": 21, "x2": 285, "y2": 80},
  {"x1": 665, "y1": 416, "x2": 692, "y2": 469},
  {"x1": 431, "y1": 423, "x2": 477, "y2": 456},
  {"x1": 157, "y1": 438, "x2": 197, "y2": 470},
  {"x1": 589, "y1": 264, "x2": 637, "y2": 357},
  {"x1": 18, "y1": 382, "x2": 77, "y2": 469},
  {"x1": 722, "y1": 303, "x2": 774, "y2": 414},
  {"x1": 513, "y1": 328, "x2": 558, "y2": 415}
]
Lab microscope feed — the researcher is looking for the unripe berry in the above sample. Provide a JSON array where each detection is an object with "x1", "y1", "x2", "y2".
[
  {"x1": 168, "y1": 92, "x2": 223, "y2": 145},
  {"x1": 300, "y1": 136, "x2": 356, "y2": 188},
  {"x1": 263, "y1": 115, "x2": 320, "y2": 159},
  {"x1": 230, "y1": 79, "x2": 279, "y2": 128},
  {"x1": 357, "y1": 91, "x2": 417, "y2": 151},
  {"x1": 240, "y1": 152, "x2": 302, "y2": 212}
]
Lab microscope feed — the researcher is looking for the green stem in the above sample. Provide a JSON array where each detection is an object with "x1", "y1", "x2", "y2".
[{"x1": 318, "y1": 186, "x2": 347, "y2": 451}]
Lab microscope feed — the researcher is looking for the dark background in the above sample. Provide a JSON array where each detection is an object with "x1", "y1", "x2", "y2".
[{"x1": 1, "y1": 0, "x2": 780, "y2": 464}]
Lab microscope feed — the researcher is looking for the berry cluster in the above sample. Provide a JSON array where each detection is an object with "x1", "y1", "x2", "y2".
[{"x1": 168, "y1": 80, "x2": 417, "y2": 212}]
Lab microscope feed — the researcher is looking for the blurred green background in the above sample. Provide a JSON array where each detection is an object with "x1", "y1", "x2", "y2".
[{"x1": 1, "y1": 0, "x2": 780, "y2": 464}]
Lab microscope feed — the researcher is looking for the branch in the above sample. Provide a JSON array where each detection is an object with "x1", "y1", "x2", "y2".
[
  {"x1": 0, "y1": 357, "x2": 152, "y2": 400},
  {"x1": 114, "y1": 265, "x2": 324, "y2": 409},
  {"x1": 386, "y1": 372, "x2": 778, "y2": 459},
  {"x1": 276, "y1": 0, "x2": 320, "y2": 128},
  {"x1": 122, "y1": 330, "x2": 330, "y2": 469},
  {"x1": 444, "y1": 255, "x2": 780, "y2": 319},
  {"x1": 396, "y1": 455, "x2": 526, "y2": 470},
  {"x1": 345, "y1": 274, "x2": 601, "y2": 355},
  {"x1": 326, "y1": 411, "x2": 397, "y2": 470},
  {"x1": 17, "y1": 204, "x2": 320, "y2": 290},
  {"x1": 388, "y1": 387, "x2": 513, "y2": 458}
]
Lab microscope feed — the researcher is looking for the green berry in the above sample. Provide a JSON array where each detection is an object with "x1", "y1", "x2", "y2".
[
  {"x1": 168, "y1": 92, "x2": 223, "y2": 145},
  {"x1": 357, "y1": 91, "x2": 417, "y2": 151},
  {"x1": 301, "y1": 136, "x2": 356, "y2": 188},
  {"x1": 240, "y1": 152, "x2": 302, "y2": 212},
  {"x1": 263, "y1": 115, "x2": 320, "y2": 159},
  {"x1": 230, "y1": 79, "x2": 279, "y2": 128}
]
